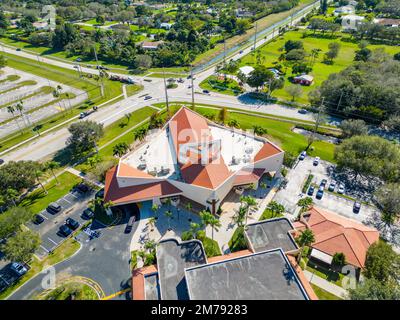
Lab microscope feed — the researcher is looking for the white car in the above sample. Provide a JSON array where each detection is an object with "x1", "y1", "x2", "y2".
[
  {"x1": 313, "y1": 156, "x2": 320, "y2": 166},
  {"x1": 337, "y1": 184, "x2": 345, "y2": 194}
]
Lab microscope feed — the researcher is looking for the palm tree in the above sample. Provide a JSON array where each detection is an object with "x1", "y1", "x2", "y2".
[
  {"x1": 164, "y1": 197, "x2": 172, "y2": 210},
  {"x1": 14, "y1": 101, "x2": 27, "y2": 129},
  {"x1": 200, "y1": 210, "x2": 221, "y2": 241},
  {"x1": 45, "y1": 161, "x2": 60, "y2": 184},
  {"x1": 88, "y1": 197, "x2": 102, "y2": 211},
  {"x1": 7, "y1": 105, "x2": 23, "y2": 134},
  {"x1": 297, "y1": 229, "x2": 315, "y2": 263},
  {"x1": 233, "y1": 206, "x2": 247, "y2": 227},
  {"x1": 133, "y1": 127, "x2": 147, "y2": 141},
  {"x1": 165, "y1": 210, "x2": 173, "y2": 230},
  {"x1": 240, "y1": 195, "x2": 257, "y2": 226},
  {"x1": 35, "y1": 169, "x2": 47, "y2": 195},
  {"x1": 209, "y1": 216, "x2": 221, "y2": 241},
  {"x1": 151, "y1": 204, "x2": 159, "y2": 217},
  {"x1": 6, "y1": 188, "x2": 18, "y2": 207},
  {"x1": 148, "y1": 217, "x2": 157, "y2": 231},
  {"x1": 144, "y1": 239, "x2": 156, "y2": 253},
  {"x1": 113, "y1": 142, "x2": 129, "y2": 157},
  {"x1": 103, "y1": 200, "x2": 114, "y2": 215}
]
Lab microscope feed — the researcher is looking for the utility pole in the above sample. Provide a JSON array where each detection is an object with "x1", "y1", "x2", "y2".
[
  {"x1": 307, "y1": 98, "x2": 325, "y2": 150},
  {"x1": 162, "y1": 67, "x2": 170, "y2": 115},
  {"x1": 223, "y1": 33, "x2": 226, "y2": 65},
  {"x1": 93, "y1": 45, "x2": 104, "y2": 97},
  {"x1": 191, "y1": 65, "x2": 195, "y2": 109},
  {"x1": 253, "y1": 21, "x2": 258, "y2": 51},
  {"x1": 336, "y1": 91, "x2": 344, "y2": 111}
]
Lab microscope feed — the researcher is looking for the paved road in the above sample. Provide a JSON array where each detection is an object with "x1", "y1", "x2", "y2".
[{"x1": 7, "y1": 216, "x2": 138, "y2": 300}]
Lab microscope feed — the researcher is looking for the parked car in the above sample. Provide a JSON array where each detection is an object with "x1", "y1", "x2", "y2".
[
  {"x1": 202, "y1": 89, "x2": 210, "y2": 94},
  {"x1": 16, "y1": 48, "x2": 21, "y2": 51},
  {"x1": 59, "y1": 225, "x2": 72, "y2": 237},
  {"x1": 75, "y1": 58, "x2": 82, "y2": 62},
  {"x1": 66, "y1": 218, "x2": 80, "y2": 230},
  {"x1": 47, "y1": 202, "x2": 62, "y2": 214},
  {"x1": 316, "y1": 187, "x2": 324, "y2": 199},
  {"x1": 307, "y1": 186, "x2": 315, "y2": 196},
  {"x1": 10, "y1": 262, "x2": 27, "y2": 276},
  {"x1": 299, "y1": 151, "x2": 307, "y2": 160},
  {"x1": 0, "y1": 159, "x2": 4, "y2": 165},
  {"x1": 337, "y1": 184, "x2": 345, "y2": 194},
  {"x1": 82, "y1": 208, "x2": 95, "y2": 220},
  {"x1": 125, "y1": 215, "x2": 136, "y2": 234},
  {"x1": 33, "y1": 214, "x2": 45, "y2": 225},
  {"x1": 298, "y1": 109, "x2": 308, "y2": 114},
  {"x1": 353, "y1": 202, "x2": 361, "y2": 213},
  {"x1": 75, "y1": 183, "x2": 89, "y2": 193},
  {"x1": 328, "y1": 181, "x2": 336, "y2": 192},
  {"x1": 320, "y1": 179, "x2": 328, "y2": 189},
  {"x1": 313, "y1": 157, "x2": 320, "y2": 166},
  {"x1": 144, "y1": 95, "x2": 152, "y2": 100},
  {"x1": 177, "y1": 78, "x2": 184, "y2": 83}
]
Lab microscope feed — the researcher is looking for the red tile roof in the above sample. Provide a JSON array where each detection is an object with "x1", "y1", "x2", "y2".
[
  {"x1": 169, "y1": 107, "x2": 232, "y2": 189},
  {"x1": 118, "y1": 162, "x2": 156, "y2": 179},
  {"x1": 233, "y1": 168, "x2": 265, "y2": 186},
  {"x1": 253, "y1": 142, "x2": 283, "y2": 162},
  {"x1": 104, "y1": 166, "x2": 182, "y2": 205},
  {"x1": 132, "y1": 265, "x2": 158, "y2": 300},
  {"x1": 296, "y1": 207, "x2": 379, "y2": 268}
]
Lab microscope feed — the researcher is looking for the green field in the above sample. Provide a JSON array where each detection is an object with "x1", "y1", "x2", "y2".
[
  {"x1": 199, "y1": 76, "x2": 243, "y2": 96},
  {"x1": 19, "y1": 171, "x2": 83, "y2": 214},
  {"x1": 311, "y1": 284, "x2": 343, "y2": 300},
  {"x1": 237, "y1": 30, "x2": 399, "y2": 104}
]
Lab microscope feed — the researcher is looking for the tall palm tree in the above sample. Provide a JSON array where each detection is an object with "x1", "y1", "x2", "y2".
[
  {"x1": 148, "y1": 217, "x2": 157, "y2": 231},
  {"x1": 297, "y1": 229, "x2": 315, "y2": 263},
  {"x1": 35, "y1": 169, "x2": 47, "y2": 195},
  {"x1": 45, "y1": 160, "x2": 60, "y2": 184},
  {"x1": 209, "y1": 216, "x2": 221, "y2": 241},
  {"x1": 185, "y1": 202, "x2": 192, "y2": 212},
  {"x1": 233, "y1": 206, "x2": 247, "y2": 227},
  {"x1": 189, "y1": 222, "x2": 201, "y2": 239},
  {"x1": 7, "y1": 105, "x2": 23, "y2": 134},
  {"x1": 14, "y1": 101, "x2": 27, "y2": 129},
  {"x1": 151, "y1": 204, "x2": 159, "y2": 217},
  {"x1": 240, "y1": 195, "x2": 257, "y2": 226}
]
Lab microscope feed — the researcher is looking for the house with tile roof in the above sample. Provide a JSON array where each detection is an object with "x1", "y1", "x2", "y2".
[
  {"x1": 104, "y1": 107, "x2": 284, "y2": 214},
  {"x1": 294, "y1": 207, "x2": 379, "y2": 269}
]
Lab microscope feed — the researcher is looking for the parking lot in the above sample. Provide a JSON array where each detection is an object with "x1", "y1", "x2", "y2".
[
  {"x1": 26, "y1": 187, "x2": 96, "y2": 259},
  {"x1": 274, "y1": 156, "x2": 380, "y2": 224}
]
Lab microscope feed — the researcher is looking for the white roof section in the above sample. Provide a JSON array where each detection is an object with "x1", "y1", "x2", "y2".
[
  {"x1": 122, "y1": 129, "x2": 177, "y2": 179},
  {"x1": 209, "y1": 125, "x2": 263, "y2": 172},
  {"x1": 342, "y1": 14, "x2": 365, "y2": 21},
  {"x1": 295, "y1": 74, "x2": 314, "y2": 81},
  {"x1": 310, "y1": 248, "x2": 333, "y2": 265},
  {"x1": 238, "y1": 66, "x2": 254, "y2": 77}
]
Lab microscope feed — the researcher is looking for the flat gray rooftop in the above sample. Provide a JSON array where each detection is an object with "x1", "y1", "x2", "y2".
[
  {"x1": 185, "y1": 249, "x2": 308, "y2": 300},
  {"x1": 144, "y1": 273, "x2": 160, "y2": 300},
  {"x1": 246, "y1": 218, "x2": 298, "y2": 253},
  {"x1": 156, "y1": 239, "x2": 207, "y2": 300}
]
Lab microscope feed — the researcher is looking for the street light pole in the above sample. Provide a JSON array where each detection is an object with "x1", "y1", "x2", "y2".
[
  {"x1": 191, "y1": 65, "x2": 195, "y2": 109},
  {"x1": 162, "y1": 67, "x2": 170, "y2": 115}
]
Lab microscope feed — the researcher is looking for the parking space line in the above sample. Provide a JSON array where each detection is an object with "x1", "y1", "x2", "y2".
[
  {"x1": 47, "y1": 237, "x2": 59, "y2": 246},
  {"x1": 62, "y1": 197, "x2": 72, "y2": 204},
  {"x1": 40, "y1": 245, "x2": 50, "y2": 253},
  {"x1": 69, "y1": 193, "x2": 80, "y2": 200}
]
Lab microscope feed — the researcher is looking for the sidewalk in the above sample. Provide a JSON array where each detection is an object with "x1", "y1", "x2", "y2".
[{"x1": 304, "y1": 270, "x2": 347, "y2": 299}]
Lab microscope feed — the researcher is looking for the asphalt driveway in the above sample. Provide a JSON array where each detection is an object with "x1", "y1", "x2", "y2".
[{"x1": 7, "y1": 214, "x2": 139, "y2": 300}]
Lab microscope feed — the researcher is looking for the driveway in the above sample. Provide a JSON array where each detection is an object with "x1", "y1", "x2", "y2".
[
  {"x1": 7, "y1": 215, "x2": 138, "y2": 300},
  {"x1": 274, "y1": 156, "x2": 380, "y2": 224}
]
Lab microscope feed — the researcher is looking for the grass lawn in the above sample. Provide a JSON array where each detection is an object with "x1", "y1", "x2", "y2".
[
  {"x1": 199, "y1": 76, "x2": 244, "y2": 96},
  {"x1": 259, "y1": 208, "x2": 284, "y2": 221},
  {"x1": 39, "y1": 281, "x2": 99, "y2": 300},
  {"x1": 0, "y1": 237, "x2": 81, "y2": 300},
  {"x1": 20, "y1": 172, "x2": 83, "y2": 214},
  {"x1": 126, "y1": 84, "x2": 144, "y2": 97},
  {"x1": 304, "y1": 257, "x2": 346, "y2": 287},
  {"x1": 238, "y1": 30, "x2": 400, "y2": 104},
  {"x1": 311, "y1": 284, "x2": 343, "y2": 300},
  {"x1": 228, "y1": 226, "x2": 248, "y2": 252}
]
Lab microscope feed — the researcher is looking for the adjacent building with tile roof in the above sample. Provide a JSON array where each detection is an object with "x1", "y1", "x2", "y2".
[
  {"x1": 294, "y1": 207, "x2": 379, "y2": 269},
  {"x1": 104, "y1": 107, "x2": 284, "y2": 213}
]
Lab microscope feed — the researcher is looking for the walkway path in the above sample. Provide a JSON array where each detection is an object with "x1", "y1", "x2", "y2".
[{"x1": 303, "y1": 270, "x2": 347, "y2": 299}]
